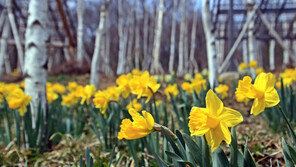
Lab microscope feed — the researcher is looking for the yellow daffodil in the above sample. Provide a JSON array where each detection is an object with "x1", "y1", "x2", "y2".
[
  {"x1": 126, "y1": 99, "x2": 142, "y2": 112},
  {"x1": 182, "y1": 82, "x2": 193, "y2": 94},
  {"x1": 67, "y1": 82, "x2": 79, "y2": 92},
  {"x1": 191, "y1": 78, "x2": 207, "y2": 94},
  {"x1": 215, "y1": 84, "x2": 229, "y2": 99},
  {"x1": 276, "y1": 78, "x2": 293, "y2": 89},
  {"x1": 184, "y1": 74, "x2": 192, "y2": 80},
  {"x1": 61, "y1": 92, "x2": 79, "y2": 107},
  {"x1": 238, "y1": 62, "x2": 247, "y2": 71},
  {"x1": 93, "y1": 90, "x2": 109, "y2": 114},
  {"x1": 118, "y1": 109, "x2": 154, "y2": 140},
  {"x1": 131, "y1": 69, "x2": 143, "y2": 76},
  {"x1": 20, "y1": 81, "x2": 25, "y2": 88},
  {"x1": 194, "y1": 73, "x2": 203, "y2": 80},
  {"x1": 188, "y1": 89, "x2": 243, "y2": 152},
  {"x1": 164, "y1": 84, "x2": 179, "y2": 99},
  {"x1": 78, "y1": 85, "x2": 96, "y2": 104},
  {"x1": 235, "y1": 73, "x2": 280, "y2": 115},
  {"x1": 106, "y1": 86, "x2": 120, "y2": 101},
  {"x1": 129, "y1": 71, "x2": 160, "y2": 103},
  {"x1": 52, "y1": 83, "x2": 66, "y2": 94},
  {"x1": 47, "y1": 90, "x2": 58, "y2": 104},
  {"x1": 249, "y1": 60, "x2": 258, "y2": 68},
  {"x1": 116, "y1": 74, "x2": 132, "y2": 98},
  {"x1": 155, "y1": 100, "x2": 162, "y2": 107},
  {"x1": 256, "y1": 67, "x2": 264, "y2": 75},
  {"x1": 6, "y1": 88, "x2": 31, "y2": 116}
]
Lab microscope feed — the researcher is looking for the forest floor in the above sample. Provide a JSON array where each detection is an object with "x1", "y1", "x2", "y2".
[{"x1": 1, "y1": 73, "x2": 285, "y2": 166}]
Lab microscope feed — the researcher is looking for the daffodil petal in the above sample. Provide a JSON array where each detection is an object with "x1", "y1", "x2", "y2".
[
  {"x1": 265, "y1": 88, "x2": 280, "y2": 108},
  {"x1": 219, "y1": 107, "x2": 243, "y2": 127},
  {"x1": 206, "y1": 89, "x2": 223, "y2": 116},
  {"x1": 250, "y1": 98, "x2": 265, "y2": 115},
  {"x1": 142, "y1": 110, "x2": 154, "y2": 130}
]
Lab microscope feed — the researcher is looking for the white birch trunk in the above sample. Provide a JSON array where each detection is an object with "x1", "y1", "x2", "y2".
[
  {"x1": 24, "y1": 0, "x2": 48, "y2": 138},
  {"x1": 183, "y1": 19, "x2": 189, "y2": 73},
  {"x1": 218, "y1": 22, "x2": 225, "y2": 65},
  {"x1": 134, "y1": 0, "x2": 141, "y2": 69},
  {"x1": 102, "y1": 3, "x2": 113, "y2": 75},
  {"x1": 143, "y1": 2, "x2": 149, "y2": 69},
  {"x1": 144, "y1": 11, "x2": 155, "y2": 70},
  {"x1": 0, "y1": 17, "x2": 10, "y2": 80},
  {"x1": 242, "y1": 39, "x2": 248, "y2": 64},
  {"x1": 116, "y1": 0, "x2": 126, "y2": 74},
  {"x1": 269, "y1": 18, "x2": 275, "y2": 70},
  {"x1": 125, "y1": 10, "x2": 134, "y2": 72},
  {"x1": 247, "y1": 0, "x2": 256, "y2": 77},
  {"x1": 293, "y1": 21, "x2": 296, "y2": 59},
  {"x1": 7, "y1": 0, "x2": 24, "y2": 73},
  {"x1": 168, "y1": 0, "x2": 177, "y2": 73},
  {"x1": 63, "y1": 38, "x2": 71, "y2": 62},
  {"x1": 90, "y1": 4, "x2": 106, "y2": 88},
  {"x1": 282, "y1": 16, "x2": 289, "y2": 68},
  {"x1": 77, "y1": 0, "x2": 85, "y2": 67},
  {"x1": 189, "y1": 9, "x2": 198, "y2": 73},
  {"x1": 202, "y1": 0, "x2": 218, "y2": 88},
  {"x1": 177, "y1": 0, "x2": 185, "y2": 76},
  {"x1": 150, "y1": 0, "x2": 164, "y2": 74}
]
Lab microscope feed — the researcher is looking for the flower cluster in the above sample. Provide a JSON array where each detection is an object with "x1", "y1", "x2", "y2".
[{"x1": 181, "y1": 73, "x2": 207, "y2": 94}]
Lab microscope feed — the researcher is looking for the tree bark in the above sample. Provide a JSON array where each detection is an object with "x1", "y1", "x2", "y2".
[
  {"x1": 282, "y1": 15, "x2": 289, "y2": 68},
  {"x1": 202, "y1": 0, "x2": 218, "y2": 88},
  {"x1": 7, "y1": 0, "x2": 24, "y2": 73},
  {"x1": 116, "y1": 0, "x2": 126, "y2": 74},
  {"x1": 77, "y1": 0, "x2": 85, "y2": 67},
  {"x1": 242, "y1": 39, "x2": 248, "y2": 64},
  {"x1": 102, "y1": 2, "x2": 113, "y2": 75},
  {"x1": 269, "y1": 17, "x2": 275, "y2": 70},
  {"x1": 168, "y1": 0, "x2": 177, "y2": 73},
  {"x1": 125, "y1": 9, "x2": 134, "y2": 73},
  {"x1": 134, "y1": 0, "x2": 141, "y2": 69},
  {"x1": 143, "y1": 2, "x2": 149, "y2": 70},
  {"x1": 189, "y1": 9, "x2": 198, "y2": 73},
  {"x1": 24, "y1": 0, "x2": 48, "y2": 145},
  {"x1": 0, "y1": 17, "x2": 10, "y2": 80},
  {"x1": 90, "y1": 4, "x2": 106, "y2": 88},
  {"x1": 177, "y1": 0, "x2": 185, "y2": 76},
  {"x1": 150, "y1": 0, "x2": 164, "y2": 74},
  {"x1": 247, "y1": 0, "x2": 256, "y2": 77}
]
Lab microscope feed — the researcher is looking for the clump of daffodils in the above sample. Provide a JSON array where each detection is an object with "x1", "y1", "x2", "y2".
[
  {"x1": 276, "y1": 68, "x2": 296, "y2": 88},
  {"x1": 164, "y1": 84, "x2": 179, "y2": 99},
  {"x1": 181, "y1": 73, "x2": 207, "y2": 94},
  {"x1": 215, "y1": 84, "x2": 229, "y2": 99}
]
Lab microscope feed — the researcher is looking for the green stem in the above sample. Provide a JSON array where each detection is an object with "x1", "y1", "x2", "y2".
[{"x1": 277, "y1": 104, "x2": 296, "y2": 140}]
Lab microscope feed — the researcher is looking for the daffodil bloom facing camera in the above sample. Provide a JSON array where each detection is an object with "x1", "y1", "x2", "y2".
[
  {"x1": 6, "y1": 88, "x2": 31, "y2": 116},
  {"x1": 93, "y1": 90, "x2": 109, "y2": 114},
  {"x1": 188, "y1": 90, "x2": 243, "y2": 152},
  {"x1": 182, "y1": 82, "x2": 193, "y2": 94},
  {"x1": 235, "y1": 73, "x2": 280, "y2": 115},
  {"x1": 116, "y1": 74, "x2": 132, "y2": 98},
  {"x1": 126, "y1": 99, "x2": 142, "y2": 112},
  {"x1": 78, "y1": 85, "x2": 96, "y2": 105},
  {"x1": 118, "y1": 109, "x2": 154, "y2": 140},
  {"x1": 249, "y1": 60, "x2": 258, "y2": 68},
  {"x1": 238, "y1": 62, "x2": 247, "y2": 71},
  {"x1": 61, "y1": 92, "x2": 79, "y2": 107},
  {"x1": 164, "y1": 84, "x2": 179, "y2": 99},
  {"x1": 215, "y1": 84, "x2": 229, "y2": 99}
]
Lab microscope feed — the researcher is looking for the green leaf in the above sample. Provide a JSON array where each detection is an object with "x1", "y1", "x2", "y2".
[
  {"x1": 230, "y1": 127, "x2": 238, "y2": 167},
  {"x1": 201, "y1": 136, "x2": 211, "y2": 167},
  {"x1": 183, "y1": 134, "x2": 202, "y2": 166},
  {"x1": 161, "y1": 127, "x2": 183, "y2": 158},
  {"x1": 282, "y1": 138, "x2": 294, "y2": 167},
  {"x1": 243, "y1": 138, "x2": 256, "y2": 167},
  {"x1": 165, "y1": 151, "x2": 195, "y2": 167},
  {"x1": 212, "y1": 146, "x2": 229, "y2": 167}
]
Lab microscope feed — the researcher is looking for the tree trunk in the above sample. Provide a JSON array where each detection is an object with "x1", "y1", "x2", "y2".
[
  {"x1": 150, "y1": 0, "x2": 164, "y2": 74},
  {"x1": 102, "y1": 2, "x2": 113, "y2": 75},
  {"x1": 183, "y1": 19, "x2": 189, "y2": 73},
  {"x1": 24, "y1": 0, "x2": 48, "y2": 145},
  {"x1": 202, "y1": 0, "x2": 218, "y2": 88},
  {"x1": 143, "y1": 2, "x2": 149, "y2": 70},
  {"x1": 177, "y1": 0, "x2": 185, "y2": 76},
  {"x1": 0, "y1": 17, "x2": 10, "y2": 80},
  {"x1": 189, "y1": 9, "x2": 198, "y2": 73},
  {"x1": 90, "y1": 4, "x2": 106, "y2": 88},
  {"x1": 77, "y1": 0, "x2": 85, "y2": 67},
  {"x1": 293, "y1": 21, "x2": 296, "y2": 60},
  {"x1": 218, "y1": 22, "x2": 225, "y2": 65},
  {"x1": 242, "y1": 39, "x2": 248, "y2": 64},
  {"x1": 125, "y1": 9, "x2": 134, "y2": 73},
  {"x1": 282, "y1": 16, "x2": 289, "y2": 68},
  {"x1": 116, "y1": 0, "x2": 126, "y2": 74},
  {"x1": 7, "y1": 0, "x2": 24, "y2": 73},
  {"x1": 269, "y1": 17, "x2": 275, "y2": 70},
  {"x1": 168, "y1": 0, "x2": 177, "y2": 73},
  {"x1": 134, "y1": 0, "x2": 141, "y2": 69},
  {"x1": 247, "y1": 0, "x2": 256, "y2": 77}
]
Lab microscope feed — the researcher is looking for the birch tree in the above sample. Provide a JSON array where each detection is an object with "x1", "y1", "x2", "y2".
[
  {"x1": 150, "y1": 0, "x2": 164, "y2": 74},
  {"x1": 77, "y1": 0, "x2": 85, "y2": 67},
  {"x1": 243, "y1": 39, "x2": 248, "y2": 64},
  {"x1": 125, "y1": 8, "x2": 134, "y2": 72},
  {"x1": 90, "y1": 3, "x2": 106, "y2": 88},
  {"x1": 0, "y1": 17, "x2": 10, "y2": 80},
  {"x1": 189, "y1": 9, "x2": 198, "y2": 73},
  {"x1": 202, "y1": 0, "x2": 218, "y2": 88},
  {"x1": 282, "y1": 15, "x2": 289, "y2": 68},
  {"x1": 168, "y1": 0, "x2": 177, "y2": 73},
  {"x1": 269, "y1": 17, "x2": 275, "y2": 70},
  {"x1": 143, "y1": 1, "x2": 149, "y2": 69},
  {"x1": 24, "y1": 0, "x2": 48, "y2": 140},
  {"x1": 293, "y1": 21, "x2": 296, "y2": 58},
  {"x1": 7, "y1": 0, "x2": 24, "y2": 73},
  {"x1": 116, "y1": 0, "x2": 126, "y2": 74},
  {"x1": 134, "y1": 0, "x2": 141, "y2": 69},
  {"x1": 247, "y1": 0, "x2": 256, "y2": 77},
  {"x1": 177, "y1": 0, "x2": 186, "y2": 76}
]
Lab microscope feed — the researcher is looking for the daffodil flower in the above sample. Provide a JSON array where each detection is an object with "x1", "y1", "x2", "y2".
[
  {"x1": 235, "y1": 72, "x2": 280, "y2": 115},
  {"x1": 188, "y1": 89, "x2": 243, "y2": 152}
]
